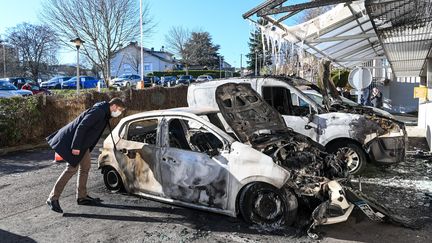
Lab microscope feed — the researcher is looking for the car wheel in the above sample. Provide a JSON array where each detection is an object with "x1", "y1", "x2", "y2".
[
  {"x1": 125, "y1": 82, "x2": 131, "y2": 87},
  {"x1": 328, "y1": 141, "x2": 367, "y2": 175},
  {"x1": 239, "y1": 183, "x2": 298, "y2": 226},
  {"x1": 103, "y1": 167, "x2": 123, "y2": 192}
]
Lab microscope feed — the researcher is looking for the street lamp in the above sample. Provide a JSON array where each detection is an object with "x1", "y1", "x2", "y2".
[{"x1": 70, "y1": 37, "x2": 84, "y2": 94}]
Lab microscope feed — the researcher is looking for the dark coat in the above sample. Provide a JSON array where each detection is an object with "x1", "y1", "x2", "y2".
[
  {"x1": 46, "y1": 101, "x2": 111, "y2": 166},
  {"x1": 371, "y1": 92, "x2": 383, "y2": 108}
]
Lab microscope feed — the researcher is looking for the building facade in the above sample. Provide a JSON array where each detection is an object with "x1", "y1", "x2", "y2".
[{"x1": 110, "y1": 42, "x2": 177, "y2": 77}]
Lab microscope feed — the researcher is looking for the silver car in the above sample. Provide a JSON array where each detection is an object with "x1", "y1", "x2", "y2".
[{"x1": 111, "y1": 74, "x2": 141, "y2": 87}]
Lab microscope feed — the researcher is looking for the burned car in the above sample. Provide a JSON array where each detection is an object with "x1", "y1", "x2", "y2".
[
  {"x1": 98, "y1": 83, "x2": 412, "y2": 238},
  {"x1": 188, "y1": 77, "x2": 407, "y2": 174}
]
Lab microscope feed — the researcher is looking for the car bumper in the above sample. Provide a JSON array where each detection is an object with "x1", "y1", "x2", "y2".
[
  {"x1": 40, "y1": 85, "x2": 56, "y2": 89},
  {"x1": 366, "y1": 132, "x2": 407, "y2": 164}
]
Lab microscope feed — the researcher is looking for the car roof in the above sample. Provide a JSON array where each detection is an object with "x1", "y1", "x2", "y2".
[{"x1": 121, "y1": 107, "x2": 219, "y2": 122}]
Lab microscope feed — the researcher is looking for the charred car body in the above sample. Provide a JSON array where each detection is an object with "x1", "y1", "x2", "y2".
[
  {"x1": 98, "y1": 83, "x2": 412, "y2": 238},
  {"x1": 188, "y1": 77, "x2": 407, "y2": 174}
]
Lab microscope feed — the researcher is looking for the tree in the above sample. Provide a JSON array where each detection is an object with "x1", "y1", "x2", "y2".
[
  {"x1": 183, "y1": 32, "x2": 220, "y2": 68},
  {"x1": 0, "y1": 40, "x2": 23, "y2": 77},
  {"x1": 164, "y1": 26, "x2": 192, "y2": 74},
  {"x1": 41, "y1": 0, "x2": 155, "y2": 85},
  {"x1": 7, "y1": 23, "x2": 59, "y2": 81},
  {"x1": 246, "y1": 19, "x2": 272, "y2": 75}
]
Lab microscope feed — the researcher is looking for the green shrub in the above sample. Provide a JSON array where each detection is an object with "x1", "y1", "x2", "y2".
[
  {"x1": 0, "y1": 86, "x2": 188, "y2": 148},
  {"x1": 331, "y1": 69, "x2": 350, "y2": 87},
  {"x1": 0, "y1": 96, "x2": 43, "y2": 147}
]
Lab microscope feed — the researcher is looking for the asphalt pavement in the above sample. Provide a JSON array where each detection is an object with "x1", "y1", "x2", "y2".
[{"x1": 0, "y1": 141, "x2": 431, "y2": 243}]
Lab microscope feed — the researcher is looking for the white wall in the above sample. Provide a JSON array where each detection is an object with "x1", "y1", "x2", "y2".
[
  {"x1": 417, "y1": 59, "x2": 432, "y2": 151},
  {"x1": 110, "y1": 46, "x2": 175, "y2": 77}
]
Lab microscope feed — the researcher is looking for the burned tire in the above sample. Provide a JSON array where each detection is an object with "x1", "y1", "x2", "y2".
[
  {"x1": 328, "y1": 141, "x2": 367, "y2": 175},
  {"x1": 239, "y1": 183, "x2": 298, "y2": 226},
  {"x1": 103, "y1": 167, "x2": 123, "y2": 192}
]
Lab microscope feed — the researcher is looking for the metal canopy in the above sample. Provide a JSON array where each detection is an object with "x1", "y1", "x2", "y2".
[
  {"x1": 365, "y1": 0, "x2": 432, "y2": 77},
  {"x1": 243, "y1": 0, "x2": 432, "y2": 78}
]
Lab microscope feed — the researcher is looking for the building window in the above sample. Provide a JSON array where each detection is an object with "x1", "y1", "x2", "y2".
[
  {"x1": 144, "y1": 63, "x2": 152, "y2": 71},
  {"x1": 123, "y1": 64, "x2": 131, "y2": 73}
]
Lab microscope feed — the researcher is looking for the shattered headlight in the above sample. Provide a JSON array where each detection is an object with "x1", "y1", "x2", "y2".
[{"x1": 366, "y1": 114, "x2": 403, "y2": 136}]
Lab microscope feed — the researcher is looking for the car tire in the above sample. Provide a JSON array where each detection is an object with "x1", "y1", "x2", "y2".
[
  {"x1": 239, "y1": 183, "x2": 298, "y2": 226},
  {"x1": 103, "y1": 167, "x2": 124, "y2": 192},
  {"x1": 327, "y1": 141, "x2": 368, "y2": 175},
  {"x1": 125, "y1": 82, "x2": 131, "y2": 87}
]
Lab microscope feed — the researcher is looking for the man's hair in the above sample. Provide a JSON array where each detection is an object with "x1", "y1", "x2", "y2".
[{"x1": 109, "y1": 97, "x2": 126, "y2": 108}]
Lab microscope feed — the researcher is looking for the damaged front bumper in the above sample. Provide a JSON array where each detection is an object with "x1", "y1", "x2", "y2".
[
  {"x1": 305, "y1": 179, "x2": 416, "y2": 239},
  {"x1": 366, "y1": 131, "x2": 407, "y2": 164}
]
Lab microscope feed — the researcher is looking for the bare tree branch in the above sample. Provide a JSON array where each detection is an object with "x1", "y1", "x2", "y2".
[
  {"x1": 40, "y1": 0, "x2": 155, "y2": 85},
  {"x1": 7, "y1": 23, "x2": 59, "y2": 80}
]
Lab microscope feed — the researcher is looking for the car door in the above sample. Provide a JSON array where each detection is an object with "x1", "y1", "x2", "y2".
[
  {"x1": 261, "y1": 85, "x2": 321, "y2": 141},
  {"x1": 159, "y1": 116, "x2": 230, "y2": 210},
  {"x1": 114, "y1": 117, "x2": 164, "y2": 196}
]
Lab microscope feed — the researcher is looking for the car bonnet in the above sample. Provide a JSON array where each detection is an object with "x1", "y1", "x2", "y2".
[{"x1": 215, "y1": 83, "x2": 288, "y2": 144}]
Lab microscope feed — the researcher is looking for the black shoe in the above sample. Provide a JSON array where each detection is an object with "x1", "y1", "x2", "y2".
[
  {"x1": 46, "y1": 199, "x2": 63, "y2": 213},
  {"x1": 77, "y1": 195, "x2": 102, "y2": 205}
]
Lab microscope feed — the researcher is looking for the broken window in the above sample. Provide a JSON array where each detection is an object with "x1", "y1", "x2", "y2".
[
  {"x1": 126, "y1": 119, "x2": 158, "y2": 144},
  {"x1": 262, "y1": 86, "x2": 291, "y2": 115},
  {"x1": 291, "y1": 93, "x2": 311, "y2": 116},
  {"x1": 168, "y1": 118, "x2": 223, "y2": 155}
]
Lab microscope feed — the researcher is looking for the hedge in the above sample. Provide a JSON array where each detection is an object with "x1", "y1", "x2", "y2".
[
  {"x1": 0, "y1": 86, "x2": 188, "y2": 148},
  {"x1": 149, "y1": 70, "x2": 240, "y2": 78}
]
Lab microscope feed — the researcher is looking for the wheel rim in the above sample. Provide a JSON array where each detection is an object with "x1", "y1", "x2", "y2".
[
  {"x1": 338, "y1": 147, "x2": 360, "y2": 172},
  {"x1": 107, "y1": 170, "x2": 119, "y2": 188},
  {"x1": 252, "y1": 191, "x2": 283, "y2": 222}
]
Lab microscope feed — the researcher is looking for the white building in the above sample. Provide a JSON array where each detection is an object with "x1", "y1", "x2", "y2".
[{"x1": 110, "y1": 42, "x2": 177, "y2": 77}]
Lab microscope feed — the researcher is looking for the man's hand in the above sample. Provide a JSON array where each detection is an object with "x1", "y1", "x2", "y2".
[{"x1": 72, "y1": 149, "x2": 81, "y2": 155}]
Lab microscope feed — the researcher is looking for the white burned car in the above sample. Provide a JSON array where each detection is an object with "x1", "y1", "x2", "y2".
[
  {"x1": 98, "y1": 83, "x2": 411, "y2": 236},
  {"x1": 188, "y1": 77, "x2": 407, "y2": 174}
]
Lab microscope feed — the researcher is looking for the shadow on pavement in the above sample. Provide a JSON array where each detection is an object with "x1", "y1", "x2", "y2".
[
  {"x1": 63, "y1": 202, "x2": 301, "y2": 237},
  {"x1": 0, "y1": 229, "x2": 36, "y2": 243}
]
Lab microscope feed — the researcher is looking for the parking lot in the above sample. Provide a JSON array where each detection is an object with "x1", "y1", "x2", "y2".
[{"x1": 0, "y1": 138, "x2": 431, "y2": 243}]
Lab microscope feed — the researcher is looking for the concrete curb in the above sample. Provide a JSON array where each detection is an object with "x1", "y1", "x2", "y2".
[{"x1": 0, "y1": 142, "x2": 50, "y2": 156}]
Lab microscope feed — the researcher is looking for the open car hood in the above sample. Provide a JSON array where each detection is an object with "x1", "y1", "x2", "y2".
[{"x1": 215, "y1": 83, "x2": 288, "y2": 144}]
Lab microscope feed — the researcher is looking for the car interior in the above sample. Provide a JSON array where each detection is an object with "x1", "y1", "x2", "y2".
[
  {"x1": 168, "y1": 118, "x2": 223, "y2": 155},
  {"x1": 127, "y1": 119, "x2": 158, "y2": 144},
  {"x1": 262, "y1": 86, "x2": 310, "y2": 117}
]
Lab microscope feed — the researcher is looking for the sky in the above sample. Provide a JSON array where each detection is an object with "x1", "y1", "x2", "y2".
[{"x1": 0, "y1": 0, "x2": 304, "y2": 68}]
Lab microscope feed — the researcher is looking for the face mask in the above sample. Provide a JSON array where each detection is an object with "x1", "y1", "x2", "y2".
[{"x1": 111, "y1": 110, "x2": 122, "y2": 118}]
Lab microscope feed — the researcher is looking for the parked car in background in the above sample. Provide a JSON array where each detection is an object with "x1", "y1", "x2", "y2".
[
  {"x1": 2, "y1": 77, "x2": 34, "y2": 89},
  {"x1": 40, "y1": 76, "x2": 72, "y2": 89},
  {"x1": 177, "y1": 75, "x2": 195, "y2": 85},
  {"x1": 0, "y1": 80, "x2": 33, "y2": 98},
  {"x1": 21, "y1": 82, "x2": 52, "y2": 95},
  {"x1": 111, "y1": 74, "x2": 141, "y2": 87},
  {"x1": 196, "y1": 75, "x2": 213, "y2": 82},
  {"x1": 160, "y1": 76, "x2": 177, "y2": 87},
  {"x1": 61, "y1": 76, "x2": 99, "y2": 89}
]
